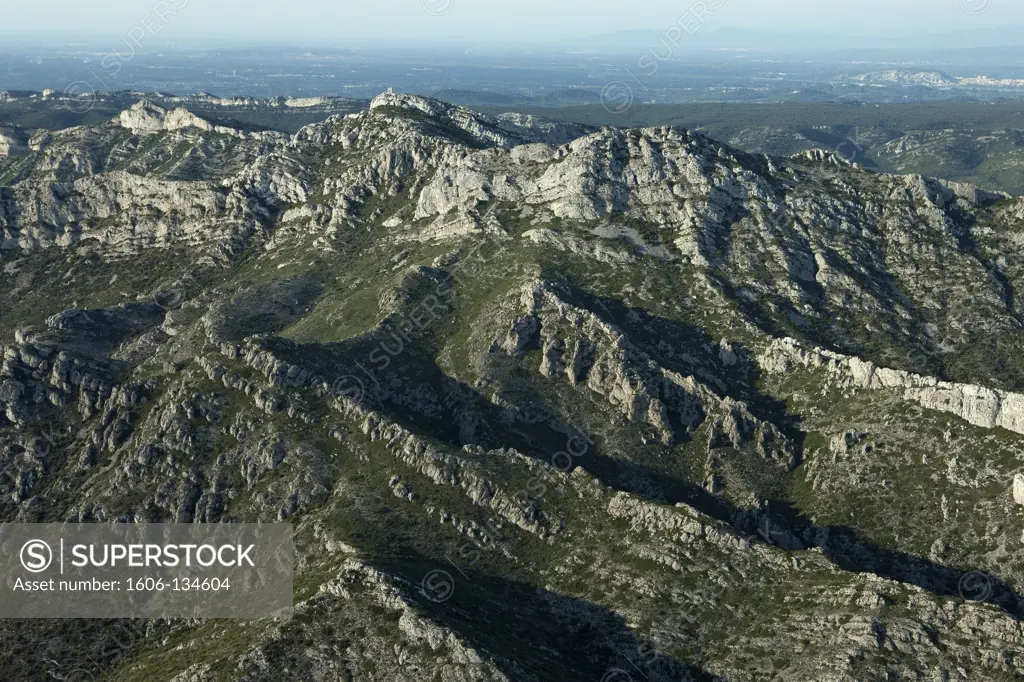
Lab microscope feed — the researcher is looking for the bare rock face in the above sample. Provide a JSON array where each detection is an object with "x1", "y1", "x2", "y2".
[
  {"x1": 0, "y1": 171, "x2": 272, "y2": 254},
  {"x1": 760, "y1": 337, "x2": 1024, "y2": 436},
  {"x1": 0, "y1": 127, "x2": 26, "y2": 157},
  {"x1": 117, "y1": 99, "x2": 211, "y2": 134},
  {"x1": 1015, "y1": 473, "x2": 1024, "y2": 506},
  {"x1": 117, "y1": 99, "x2": 283, "y2": 142}
]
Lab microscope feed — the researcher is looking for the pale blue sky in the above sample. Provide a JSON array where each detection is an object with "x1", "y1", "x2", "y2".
[{"x1": 2, "y1": 0, "x2": 1020, "y2": 44}]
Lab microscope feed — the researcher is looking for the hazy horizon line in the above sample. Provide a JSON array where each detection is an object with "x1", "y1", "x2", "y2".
[{"x1": 4, "y1": 23, "x2": 1024, "y2": 51}]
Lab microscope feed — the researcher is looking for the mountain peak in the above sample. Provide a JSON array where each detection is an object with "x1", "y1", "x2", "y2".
[
  {"x1": 117, "y1": 99, "x2": 218, "y2": 135},
  {"x1": 369, "y1": 91, "x2": 456, "y2": 117},
  {"x1": 116, "y1": 98, "x2": 279, "y2": 140},
  {"x1": 368, "y1": 90, "x2": 595, "y2": 148}
]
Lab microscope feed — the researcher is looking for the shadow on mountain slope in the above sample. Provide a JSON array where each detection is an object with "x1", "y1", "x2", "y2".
[
  {"x1": 372, "y1": 549, "x2": 722, "y2": 682},
  {"x1": 751, "y1": 498, "x2": 1024, "y2": 621},
  {"x1": 259, "y1": 323, "x2": 1024, "y2": 623}
]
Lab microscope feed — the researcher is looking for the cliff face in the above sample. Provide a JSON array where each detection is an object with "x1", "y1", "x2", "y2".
[
  {"x1": 761, "y1": 337, "x2": 1024, "y2": 434},
  {"x1": 0, "y1": 127, "x2": 26, "y2": 158},
  {"x1": 3, "y1": 93, "x2": 1024, "y2": 681}
]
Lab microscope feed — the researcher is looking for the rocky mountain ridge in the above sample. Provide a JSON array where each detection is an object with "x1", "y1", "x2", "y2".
[{"x1": 1, "y1": 92, "x2": 1024, "y2": 681}]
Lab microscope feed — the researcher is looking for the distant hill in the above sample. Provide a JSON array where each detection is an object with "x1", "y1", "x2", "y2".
[
  {"x1": 0, "y1": 90, "x2": 369, "y2": 133},
  {"x1": 429, "y1": 88, "x2": 601, "y2": 108},
  {"x1": 482, "y1": 100, "x2": 1024, "y2": 195}
]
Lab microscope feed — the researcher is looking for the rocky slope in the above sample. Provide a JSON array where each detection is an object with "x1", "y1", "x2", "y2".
[{"x1": 2, "y1": 92, "x2": 1024, "y2": 681}]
